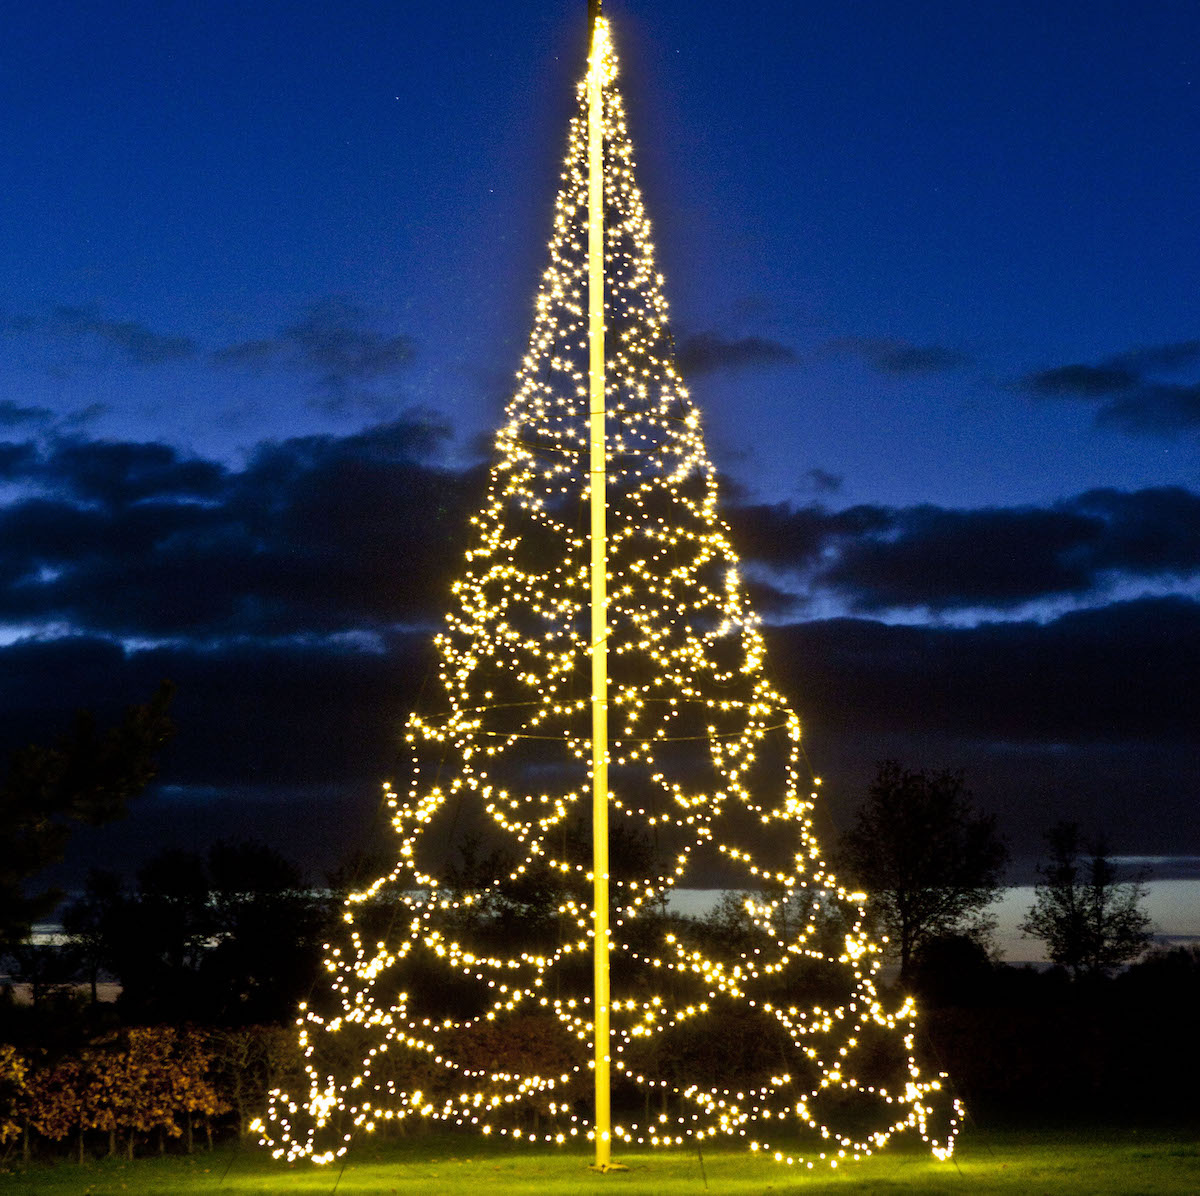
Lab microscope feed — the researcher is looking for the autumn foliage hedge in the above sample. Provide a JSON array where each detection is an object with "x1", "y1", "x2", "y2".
[{"x1": 0, "y1": 1025, "x2": 298, "y2": 1163}]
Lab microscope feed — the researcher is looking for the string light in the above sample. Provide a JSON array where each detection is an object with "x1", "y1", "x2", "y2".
[{"x1": 252, "y1": 18, "x2": 960, "y2": 1171}]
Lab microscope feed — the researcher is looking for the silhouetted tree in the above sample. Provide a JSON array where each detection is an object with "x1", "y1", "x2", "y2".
[
  {"x1": 111, "y1": 849, "x2": 213, "y2": 1020},
  {"x1": 1021, "y1": 821, "x2": 1151, "y2": 979},
  {"x1": 3, "y1": 941, "x2": 80, "y2": 1008},
  {"x1": 202, "y1": 840, "x2": 325, "y2": 1024},
  {"x1": 0, "y1": 681, "x2": 174, "y2": 953},
  {"x1": 1118, "y1": 943, "x2": 1200, "y2": 1003},
  {"x1": 61, "y1": 869, "x2": 126, "y2": 1005},
  {"x1": 838, "y1": 760, "x2": 1008, "y2": 982},
  {"x1": 94, "y1": 841, "x2": 323, "y2": 1024},
  {"x1": 909, "y1": 933, "x2": 995, "y2": 1007}
]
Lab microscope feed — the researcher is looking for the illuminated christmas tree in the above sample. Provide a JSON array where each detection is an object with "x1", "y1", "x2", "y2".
[{"x1": 256, "y1": 11, "x2": 960, "y2": 1173}]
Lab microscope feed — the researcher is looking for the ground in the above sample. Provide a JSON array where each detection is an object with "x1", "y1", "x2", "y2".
[{"x1": 2, "y1": 1126, "x2": 1198, "y2": 1194}]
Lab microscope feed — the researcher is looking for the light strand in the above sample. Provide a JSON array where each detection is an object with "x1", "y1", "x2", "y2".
[{"x1": 252, "y1": 17, "x2": 960, "y2": 1171}]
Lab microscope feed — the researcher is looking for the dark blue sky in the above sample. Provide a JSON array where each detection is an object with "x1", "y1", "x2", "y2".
[{"x1": 1, "y1": 1, "x2": 1197, "y2": 883}]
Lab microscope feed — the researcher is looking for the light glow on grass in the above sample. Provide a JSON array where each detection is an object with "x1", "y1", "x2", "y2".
[{"x1": 1, "y1": 1129, "x2": 1198, "y2": 1195}]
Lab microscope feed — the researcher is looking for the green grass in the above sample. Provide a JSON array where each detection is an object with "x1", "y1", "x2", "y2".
[{"x1": 3, "y1": 1127, "x2": 1197, "y2": 1194}]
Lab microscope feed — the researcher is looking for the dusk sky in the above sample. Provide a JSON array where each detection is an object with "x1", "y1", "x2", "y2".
[{"x1": 1, "y1": 1, "x2": 1197, "y2": 911}]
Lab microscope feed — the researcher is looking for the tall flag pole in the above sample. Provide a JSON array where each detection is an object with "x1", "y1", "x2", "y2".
[{"x1": 586, "y1": 0, "x2": 614, "y2": 1173}]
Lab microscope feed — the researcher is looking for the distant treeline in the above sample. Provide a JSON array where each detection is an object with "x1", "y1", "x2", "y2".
[
  {"x1": 1, "y1": 813, "x2": 1195, "y2": 1165},
  {"x1": 3, "y1": 943, "x2": 1200, "y2": 1165}
]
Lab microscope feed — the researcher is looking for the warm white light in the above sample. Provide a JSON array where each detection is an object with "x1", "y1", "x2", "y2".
[{"x1": 255, "y1": 17, "x2": 959, "y2": 1171}]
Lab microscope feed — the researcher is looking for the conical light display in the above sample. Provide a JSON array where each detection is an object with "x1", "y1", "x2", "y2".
[{"x1": 255, "y1": 15, "x2": 960, "y2": 1173}]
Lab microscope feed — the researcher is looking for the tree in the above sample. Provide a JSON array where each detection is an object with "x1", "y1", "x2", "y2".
[
  {"x1": 110, "y1": 849, "x2": 213, "y2": 1021},
  {"x1": 202, "y1": 840, "x2": 325, "y2": 1024},
  {"x1": 838, "y1": 761, "x2": 1008, "y2": 982},
  {"x1": 1021, "y1": 821, "x2": 1151, "y2": 979},
  {"x1": 255, "y1": 17, "x2": 961, "y2": 1172},
  {"x1": 209, "y1": 1025, "x2": 303, "y2": 1141},
  {"x1": 88, "y1": 840, "x2": 322, "y2": 1024},
  {"x1": 60, "y1": 869, "x2": 126, "y2": 1005},
  {"x1": 0, "y1": 1044, "x2": 29, "y2": 1155},
  {"x1": 0, "y1": 681, "x2": 174, "y2": 953},
  {"x1": 2, "y1": 941, "x2": 80, "y2": 1008},
  {"x1": 26, "y1": 1054, "x2": 87, "y2": 1162}
]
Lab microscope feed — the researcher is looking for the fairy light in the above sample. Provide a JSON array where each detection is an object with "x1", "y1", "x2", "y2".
[{"x1": 252, "y1": 17, "x2": 960, "y2": 1171}]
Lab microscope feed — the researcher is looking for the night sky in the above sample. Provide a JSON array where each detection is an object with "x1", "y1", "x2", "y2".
[{"x1": 2, "y1": 1, "x2": 1197, "y2": 903}]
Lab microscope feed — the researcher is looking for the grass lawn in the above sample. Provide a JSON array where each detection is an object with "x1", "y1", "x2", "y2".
[{"x1": 2, "y1": 1126, "x2": 1197, "y2": 1194}]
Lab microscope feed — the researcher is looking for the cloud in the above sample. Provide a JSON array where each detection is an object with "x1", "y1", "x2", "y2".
[
  {"x1": 1096, "y1": 383, "x2": 1200, "y2": 435},
  {"x1": 765, "y1": 596, "x2": 1200, "y2": 859},
  {"x1": 726, "y1": 487, "x2": 1200, "y2": 613},
  {"x1": 0, "y1": 441, "x2": 38, "y2": 478},
  {"x1": 1117, "y1": 340, "x2": 1200, "y2": 372},
  {"x1": 826, "y1": 336, "x2": 970, "y2": 375},
  {"x1": 741, "y1": 576, "x2": 804, "y2": 617},
  {"x1": 5, "y1": 416, "x2": 1195, "y2": 638},
  {"x1": 0, "y1": 400, "x2": 55, "y2": 429},
  {"x1": 45, "y1": 305, "x2": 196, "y2": 365},
  {"x1": 1, "y1": 306, "x2": 194, "y2": 367},
  {"x1": 3, "y1": 598, "x2": 1195, "y2": 878},
  {"x1": 0, "y1": 436, "x2": 226, "y2": 506},
  {"x1": 0, "y1": 417, "x2": 1195, "y2": 872},
  {"x1": 726, "y1": 501, "x2": 891, "y2": 573},
  {"x1": 1022, "y1": 363, "x2": 1138, "y2": 397},
  {"x1": 674, "y1": 331, "x2": 797, "y2": 377},
  {"x1": 0, "y1": 412, "x2": 475, "y2": 639},
  {"x1": 1020, "y1": 339, "x2": 1200, "y2": 436},
  {"x1": 216, "y1": 298, "x2": 415, "y2": 395},
  {"x1": 770, "y1": 596, "x2": 1199, "y2": 745},
  {"x1": 822, "y1": 504, "x2": 1100, "y2": 610},
  {"x1": 800, "y1": 468, "x2": 843, "y2": 496},
  {"x1": 42, "y1": 439, "x2": 227, "y2": 506}
]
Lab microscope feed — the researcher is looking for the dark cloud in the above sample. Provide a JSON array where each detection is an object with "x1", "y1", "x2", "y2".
[
  {"x1": 741, "y1": 576, "x2": 803, "y2": 617},
  {"x1": 1020, "y1": 339, "x2": 1200, "y2": 436},
  {"x1": 3, "y1": 598, "x2": 1195, "y2": 881},
  {"x1": 675, "y1": 331, "x2": 797, "y2": 376},
  {"x1": 1117, "y1": 339, "x2": 1200, "y2": 372},
  {"x1": 41, "y1": 439, "x2": 227, "y2": 506},
  {"x1": 46, "y1": 305, "x2": 196, "y2": 365},
  {"x1": 0, "y1": 433, "x2": 224, "y2": 506},
  {"x1": 0, "y1": 630, "x2": 431, "y2": 881},
  {"x1": 5, "y1": 418, "x2": 1194, "y2": 638},
  {"x1": 0, "y1": 441, "x2": 38, "y2": 479},
  {"x1": 0, "y1": 414, "x2": 1195, "y2": 875},
  {"x1": 1096, "y1": 382, "x2": 1200, "y2": 435},
  {"x1": 216, "y1": 298, "x2": 415, "y2": 395},
  {"x1": 727, "y1": 500, "x2": 891, "y2": 573},
  {"x1": 826, "y1": 336, "x2": 970, "y2": 375},
  {"x1": 801, "y1": 468, "x2": 843, "y2": 496},
  {"x1": 1022, "y1": 363, "x2": 1138, "y2": 397},
  {"x1": 770, "y1": 597, "x2": 1198, "y2": 746},
  {"x1": 0, "y1": 413, "x2": 478, "y2": 639},
  {"x1": 823, "y1": 504, "x2": 1098, "y2": 610},
  {"x1": 0, "y1": 417, "x2": 1195, "y2": 876},
  {"x1": 729, "y1": 487, "x2": 1200, "y2": 613},
  {"x1": 767, "y1": 598, "x2": 1200, "y2": 859},
  {"x1": 0, "y1": 400, "x2": 55, "y2": 429}
]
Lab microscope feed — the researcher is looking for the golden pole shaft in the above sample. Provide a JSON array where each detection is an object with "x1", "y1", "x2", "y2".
[{"x1": 587, "y1": 16, "x2": 612, "y2": 1174}]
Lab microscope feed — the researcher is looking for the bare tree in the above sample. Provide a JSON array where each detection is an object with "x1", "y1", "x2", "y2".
[
  {"x1": 1021, "y1": 821, "x2": 1151, "y2": 979},
  {"x1": 838, "y1": 760, "x2": 1008, "y2": 982}
]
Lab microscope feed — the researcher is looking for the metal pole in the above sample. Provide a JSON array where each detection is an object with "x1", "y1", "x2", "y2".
[{"x1": 586, "y1": 11, "x2": 613, "y2": 1174}]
